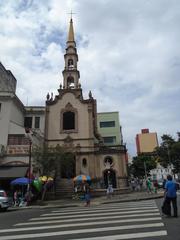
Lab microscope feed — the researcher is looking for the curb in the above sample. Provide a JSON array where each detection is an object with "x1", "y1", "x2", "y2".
[
  {"x1": 9, "y1": 194, "x2": 164, "y2": 210},
  {"x1": 101, "y1": 195, "x2": 164, "y2": 205}
]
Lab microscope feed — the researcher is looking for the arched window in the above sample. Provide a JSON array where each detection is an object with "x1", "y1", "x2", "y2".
[
  {"x1": 67, "y1": 76, "x2": 75, "y2": 88},
  {"x1": 63, "y1": 111, "x2": 75, "y2": 130},
  {"x1": 82, "y1": 158, "x2": 87, "y2": 167},
  {"x1": 68, "y1": 59, "x2": 74, "y2": 66}
]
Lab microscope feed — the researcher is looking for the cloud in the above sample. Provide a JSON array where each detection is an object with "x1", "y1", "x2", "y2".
[{"x1": 0, "y1": 0, "x2": 180, "y2": 155}]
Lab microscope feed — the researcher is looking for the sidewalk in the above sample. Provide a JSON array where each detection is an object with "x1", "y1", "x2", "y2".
[{"x1": 10, "y1": 190, "x2": 164, "y2": 210}]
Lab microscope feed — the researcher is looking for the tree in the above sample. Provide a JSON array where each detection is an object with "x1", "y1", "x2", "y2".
[
  {"x1": 129, "y1": 155, "x2": 156, "y2": 178},
  {"x1": 155, "y1": 133, "x2": 180, "y2": 174},
  {"x1": 32, "y1": 144, "x2": 73, "y2": 177},
  {"x1": 171, "y1": 142, "x2": 180, "y2": 174},
  {"x1": 32, "y1": 144, "x2": 76, "y2": 200}
]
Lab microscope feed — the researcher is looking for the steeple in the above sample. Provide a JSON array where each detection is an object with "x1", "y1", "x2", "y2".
[
  {"x1": 62, "y1": 17, "x2": 80, "y2": 89},
  {"x1": 68, "y1": 18, "x2": 75, "y2": 43}
]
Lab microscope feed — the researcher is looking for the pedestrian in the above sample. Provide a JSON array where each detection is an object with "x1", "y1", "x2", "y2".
[
  {"x1": 139, "y1": 178, "x2": 143, "y2": 191},
  {"x1": 84, "y1": 183, "x2": 91, "y2": 207},
  {"x1": 163, "y1": 178, "x2": 167, "y2": 189},
  {"x1": 13, "y1": 190, "x2": 18, "y2": 206},
  {"x1": 163, "y1": 174, "x2": 178, "y2": 217},
  {"x1": 146, "y1": 178, "x2": 152, "y2": 193},
  {"x1": 153, "y1": 180, "x2": 158, "y2": 194},
  {"x1": 131, "y1": 178, "x2": 136, "y2": 191},
  {"x1": 106, "y1": 184, "x2": 113, "y2": 198}
]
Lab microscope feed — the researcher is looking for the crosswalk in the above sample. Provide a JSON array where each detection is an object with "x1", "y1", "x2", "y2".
[{"x1": 0, "y1": 200, "x2": 167, "y2": 239}]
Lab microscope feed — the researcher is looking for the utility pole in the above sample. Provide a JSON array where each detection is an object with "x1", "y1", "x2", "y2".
[{"x1": 25, "y1": 128, "x2": 32, "y2": 201}]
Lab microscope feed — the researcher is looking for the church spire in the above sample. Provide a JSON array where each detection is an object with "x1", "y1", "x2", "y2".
[
  {"x1": 67, "y1": 17, "x2": 76, "y2": 48},
  {"x1": 68, "y1": 18, "x2": 75, "y2": 42},
  {"x1": 62, "y1": 17, "x2": 80, "y2": 89}
]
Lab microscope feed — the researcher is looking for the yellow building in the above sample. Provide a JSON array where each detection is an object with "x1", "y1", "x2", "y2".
[{"x1": 136, "y1": 129, "x2": 158, "y2": 155}]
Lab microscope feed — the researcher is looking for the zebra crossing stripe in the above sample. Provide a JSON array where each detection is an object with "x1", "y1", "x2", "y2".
[
  {"x1": 48, "y1": 206, "x2": 157, "y2": 216},
  {"x1": 30, "y1": 209, "x2": 159, "y2": 220},
  {"x1": 72, "y1": 230, "x2": 168, "y2": 240},
  {"x1": 15, "y1": 212, "x2": 160, "y2": 226},
  {"x1": 0, "y1": 223, "x2": 165, "y2": 240},
  {"x1": 41, "y1": 207, "x2": 157, "y2": 216},
  {"x1": 0, "y1": 217, "x2": 162, "y2": 233},
  {"x1": 51, "y1": 202, "x2": 157, "y2": 213}
]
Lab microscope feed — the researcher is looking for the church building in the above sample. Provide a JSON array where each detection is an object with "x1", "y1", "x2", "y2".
[{"x1": 45, "y1": 18, "x2": 128, "y2": 191}]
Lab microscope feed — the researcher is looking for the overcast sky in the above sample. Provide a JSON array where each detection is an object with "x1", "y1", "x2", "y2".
[{"x1": 0, "y1": 0, "x2": 180, "y2": 156}]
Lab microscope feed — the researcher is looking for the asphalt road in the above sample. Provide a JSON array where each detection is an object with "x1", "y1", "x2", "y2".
[{"x1": 0, "y1": 198, "x2": 179, "y2": 240}]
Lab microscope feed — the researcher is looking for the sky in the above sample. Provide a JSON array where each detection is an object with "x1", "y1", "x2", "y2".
[{"x1": 0, "y1": 0, "x2": 180, "y2": 156}]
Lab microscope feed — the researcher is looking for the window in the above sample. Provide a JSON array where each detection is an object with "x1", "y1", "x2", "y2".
[
  {"x1": 82, "y1": 158, "x2": 87, "y2": 167},
  {"x1": 8, "y1": 135, "x2": 29, "y2": 145},
  {"x1": 24, "y1": 117, "x2": 32, "y2": 128},
  {"x1": 68, "y1": 59, "x2": 74, "y2": 66},
  {"x1": 34, "y1": 117, "x2": 40, "y2": 129},
  {"x1": 60, "y1": 104, "x2": 78, "y2": 133},
  {"x1": 67, "y1": 76, "x2": 75, "y2": 88},
  {"x1": 103, "y1": 136, "x2": 116, "y2": 144},
  {"x1": 100, "y1": 121, "x2": 115, "y2": 128},
  {"x1": 63, "y1": 111, "x2": 75, "y2": 130}
]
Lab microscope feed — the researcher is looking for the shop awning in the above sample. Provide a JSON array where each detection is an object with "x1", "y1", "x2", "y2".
[{"x1": 0, "y1": 166, "x2": 28, "y2": 179}]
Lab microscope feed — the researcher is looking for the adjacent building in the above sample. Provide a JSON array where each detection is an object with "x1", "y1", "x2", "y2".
[
  {"x1": 97, "y1": 112, "x2": 123, "y2": 146},
  {"x1": 0, "y1": 63, "x2": 45, "y2": 189},
  {"x1": 136, "y1": 128, "x2": 158, "y2": 155}
]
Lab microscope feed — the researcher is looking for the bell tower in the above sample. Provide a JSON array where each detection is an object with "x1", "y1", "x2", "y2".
[{"x1": 62, "y1": 17, "x2": 80, "y2": 89}]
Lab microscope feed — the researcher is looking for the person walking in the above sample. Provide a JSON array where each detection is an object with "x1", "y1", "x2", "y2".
[
  {"x1": 164, "y1": 174, "x2": 178, "y2": 217},
  {"x1": 153, "y1": 180, "x2": 158, "y2": 194},
  {"x1": 146, "y1": 178, "x2": 152, "y2": 193},
  {"x1": 13, "y1": 190, "x2": 18, "y2": 206},
  {"x1": 106, "y1": 184, "x2": 113, "y2": 199},
  {"x1": 84, "y1": 183, "x2": 91, "y2": 207}
]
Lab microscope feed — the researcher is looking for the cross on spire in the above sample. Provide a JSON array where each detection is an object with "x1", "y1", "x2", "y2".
[{"x1": 68, "y1": 10, "x2": 76, "y2": 19}]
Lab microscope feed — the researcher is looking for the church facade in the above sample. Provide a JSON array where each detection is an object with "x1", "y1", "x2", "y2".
[{"x1": 45, "y1": 18, "x2": 128, "y2": 189}]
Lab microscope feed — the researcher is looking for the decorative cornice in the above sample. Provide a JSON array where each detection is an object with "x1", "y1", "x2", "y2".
[{"x1": 46, "y1": 88, "x2": 95, "y2": 106}]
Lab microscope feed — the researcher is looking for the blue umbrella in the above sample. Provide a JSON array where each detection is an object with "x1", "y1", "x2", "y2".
[{"x1": 11, "y1": 177, "x2": 32, "y2": 185}]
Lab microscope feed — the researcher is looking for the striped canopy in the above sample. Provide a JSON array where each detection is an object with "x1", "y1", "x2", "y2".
[{"x1": 73, "y1": 175, "x2": 91, "y2": 182}]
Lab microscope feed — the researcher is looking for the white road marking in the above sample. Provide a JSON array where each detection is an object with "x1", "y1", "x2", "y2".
[
  {"x1": 72, "y1": 230, "x2": 168, "y2": 240},
  {"x1": 30, "y1": 209, "x2": 159, "y2": 220},
  {"x1": 51, "y1": 202, "x2": 157, "y2": 213},
  {"x1": 0, "y1": 217, "x2": 159, "y2": 233},
  {"x1": 15, "y1": 212, "x2": 161, "y2": 226},
  {"x1": 48, "y1": 206, "x2": 157, "y2": 216},
  {"x1": 0, "y1": 200, "x2": 166, "y2": 240},
  {"x1": 0, "y1": 223, "x2": 165, "y2": 240}
]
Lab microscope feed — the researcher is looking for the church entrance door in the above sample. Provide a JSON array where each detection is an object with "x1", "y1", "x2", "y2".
[{"x1": 104, "y1": 169, "x2": 117, "y2": 188}]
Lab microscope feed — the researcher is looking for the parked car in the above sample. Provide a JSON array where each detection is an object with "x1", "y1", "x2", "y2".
[{"x1": 0, "y1": 190, "x2": 12, "y2": 211}]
